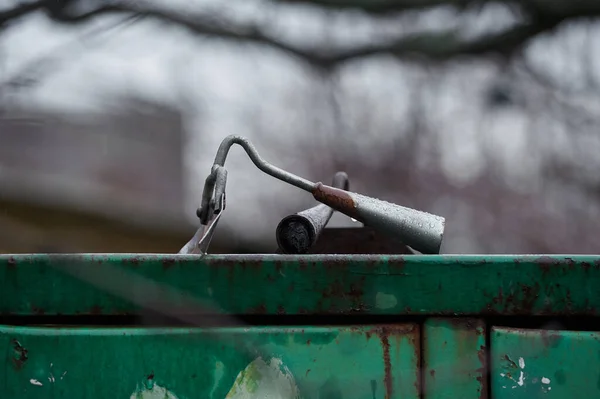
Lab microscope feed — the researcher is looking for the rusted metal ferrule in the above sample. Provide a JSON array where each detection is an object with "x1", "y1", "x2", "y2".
[
  {"x1": 276, "y1": 172, "x2": 349, "y2": 254},
  {"x1": 311, "y1": 183, "x2": 445, "y2": 254}
]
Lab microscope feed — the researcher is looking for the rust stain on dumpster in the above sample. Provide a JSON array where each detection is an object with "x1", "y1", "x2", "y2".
[
  {"x1": 476, "y1": 344, "x2": 488, "y2": 399},
  {"x1": 366, "y1": 324, "x2": 419, "y2": 399},
  {"x1": 162, "y1": 257, "x2": 177, "y2": 270}
]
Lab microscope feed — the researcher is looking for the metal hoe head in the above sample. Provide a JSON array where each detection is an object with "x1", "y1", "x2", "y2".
[{"x1": 180, "y1": 135, "x2": 445, "y2": 255}]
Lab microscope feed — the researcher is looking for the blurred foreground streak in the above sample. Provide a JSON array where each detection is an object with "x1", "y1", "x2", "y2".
[{"x1": 0, "y1": 99, "x2": 203, "y2": 254}]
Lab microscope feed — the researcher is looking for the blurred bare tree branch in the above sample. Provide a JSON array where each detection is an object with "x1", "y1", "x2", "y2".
[{"x1": 2, "y1": 0, "x2": 600, "y2": 69}]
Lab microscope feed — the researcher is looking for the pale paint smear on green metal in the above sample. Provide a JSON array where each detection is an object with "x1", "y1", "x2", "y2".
[
  {"x1": 131, "y1": 381, "x2": 179, "y2": 399},
  {"x1": 375, "y1": 292, "x2": 398, "y2": 310},
  {"x1": 129, "y1": 357, "x2": 300, "y2": 399},
  {"x1": 225, "y1": 357, "x2": 301, "y2": 399}
]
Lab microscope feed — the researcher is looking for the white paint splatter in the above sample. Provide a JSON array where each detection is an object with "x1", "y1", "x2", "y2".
[
  {"x1": 501, "y1": 355, "x2": 553, "y2": 393},
  {"x1": 61, "y1": 371, "x2": 67, "y2": 380},
  {"x1": 517, "y1": 371, "x2": 525, "y2": 386},
  {"x1": 29, "y1": 379, "x2": 43, "y2": 386},
  {"x1": 48, "y1": 364, "x2": 56, "y2": 383},
  {"x1": 501, "y1": 356, "x2": 526, "y2": 389},
  {"x1": 226, "y1": 357, "x2": 300, "y2": 399}
]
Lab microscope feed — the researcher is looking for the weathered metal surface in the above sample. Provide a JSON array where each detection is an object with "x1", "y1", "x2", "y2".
[
  {"x1": 424, "y1": 318, "x2": 487, "y2": 398},
  {"x1": 0, "y1": 324, "x2": 419, "y2": 398},
  {"x1": 491, "y1": 327, "x2": 600, "y2": 398},
  {"x1": 306, "y1": 227, "x2": 413, "y2": 254},
  {"x1": 276, "y1": 172, "x2": 349, "y2": 254},
  {"x1": 2, "y1": 254, "x2": 600, "y2": 316}
]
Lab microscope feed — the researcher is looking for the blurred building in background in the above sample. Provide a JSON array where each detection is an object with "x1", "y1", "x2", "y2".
[{"x1": 0, "y1": 98, "x2": 196, "y2": 253}]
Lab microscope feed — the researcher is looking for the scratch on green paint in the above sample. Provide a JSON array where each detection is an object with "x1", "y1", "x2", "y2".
[
  {"x1": 225, "y1": 357, "x2": 301, "y2": 399},
  {"x1": 209, "y1": 360, "x2": 226, "y2": 398}
]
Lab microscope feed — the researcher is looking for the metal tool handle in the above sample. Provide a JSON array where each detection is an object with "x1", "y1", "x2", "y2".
[
  {"x1": 276, "y1": 171, "x2": 349, "y2": 254},
  {"x1": 312, "y1": 184, "x2": 444, "y2": 254}
]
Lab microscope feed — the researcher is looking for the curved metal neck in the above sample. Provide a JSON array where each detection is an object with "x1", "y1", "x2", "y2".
[{"x1": 214, "y1": 135, "x2": 316, "y2": 192}]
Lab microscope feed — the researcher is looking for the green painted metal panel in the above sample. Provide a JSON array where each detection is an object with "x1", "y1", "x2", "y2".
[
  {"x1": 424, "y1": 318, "x2": 487, "y2": 399},
  {"x1": 491, "y1": 327, "x2": 600, "y2": 398},
  {"x1": 0, "y1": 324, "x2": 419, "y2": 398},
  {"x1": 1, "y1": 254, "x2": 600, "y2": 316}
]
